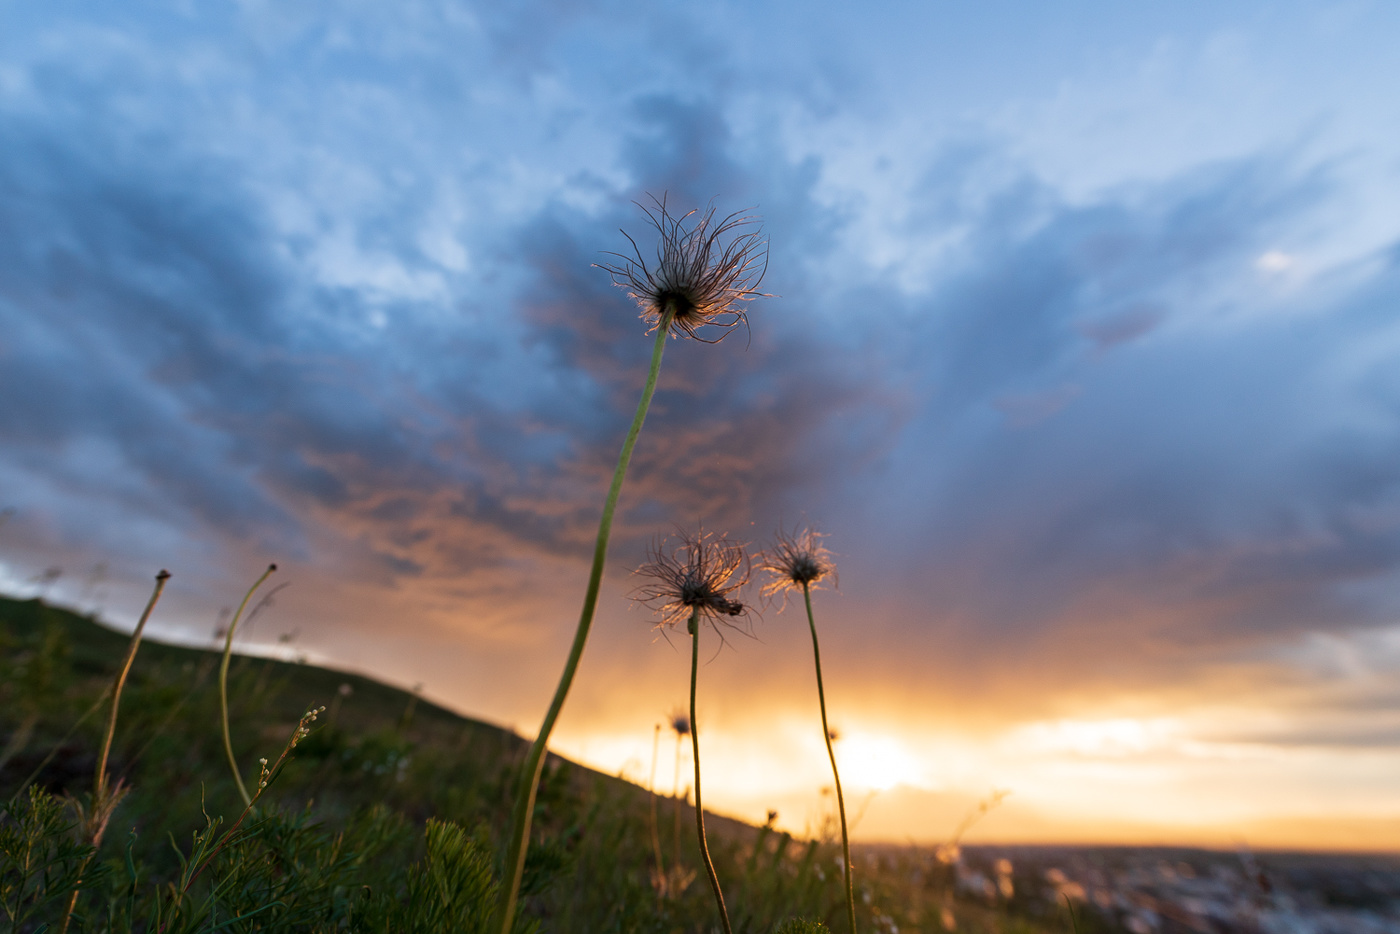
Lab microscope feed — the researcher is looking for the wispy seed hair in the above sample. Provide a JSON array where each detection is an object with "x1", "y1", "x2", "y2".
[
  {"x1": 597, "y1": 193, "x2": 769, "y2": 343},
  {"x1": 759, "y1": 526, "x2": 837, "y2": 607},
  {"x1": 633, "y1": 527, "x2": 752, "y2": 631}
]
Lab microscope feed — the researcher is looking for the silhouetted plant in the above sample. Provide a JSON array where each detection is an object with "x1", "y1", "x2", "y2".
[
  {"x1": 636, "y1": 527, "x2": 753, "y2": 934},
  {"x1": 217, "y1": 564, "x2": 277, "y2": 806},
  {"x1": 59, "y1": 569, "x2": 169, "y2": 934},
  {"x1": 761, "y1": 527, "x2": 857, "y2": 934},
  {"x1": 495, "y1": 196, "x2": 768, "y2": 934}
]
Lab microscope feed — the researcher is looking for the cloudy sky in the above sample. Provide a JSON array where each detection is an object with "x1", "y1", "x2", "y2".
[{"x1": 5, "y1": 0, "x2": 1400, "y2": 848}]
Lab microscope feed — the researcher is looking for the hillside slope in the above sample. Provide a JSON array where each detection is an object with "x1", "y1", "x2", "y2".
[{"x1": 0, "y1": 594, "x2": 965, "y2": 932}]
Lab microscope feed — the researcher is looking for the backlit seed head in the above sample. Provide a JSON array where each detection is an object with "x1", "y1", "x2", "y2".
[
  {"x1": 597, "y1": 194, "x2": 769, "y2": 343},
  {"x1": 633, "y1": 528, "x2": 751, "y2": 631},
  {"x1": 759, "y1": 527, "x2": 837, "y2": 607},
  {"x1": 668, "y1": 710, "x2": 691, "y2": 738}
]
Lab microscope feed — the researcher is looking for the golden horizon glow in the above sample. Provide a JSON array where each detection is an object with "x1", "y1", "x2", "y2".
[
  {"x1": 68, "y1": 578, "x2": 1400, "y2": 855},
  {"x1": 548, "y1": 703, "x2": 1400, "y2": 852}
]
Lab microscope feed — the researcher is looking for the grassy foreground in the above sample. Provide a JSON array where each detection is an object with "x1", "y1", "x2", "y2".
[{"x1": 0, "y1": 595, "x2": 1065, "y2": 933}]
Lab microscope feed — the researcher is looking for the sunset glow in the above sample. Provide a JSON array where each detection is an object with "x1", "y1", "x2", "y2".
[{"x1": 6, "y1": 0, "x2": 1400, "y2": 856}]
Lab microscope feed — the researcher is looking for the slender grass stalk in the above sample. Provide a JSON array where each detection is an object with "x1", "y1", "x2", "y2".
[
  {"x1": 0, "y1": 713, "x2": 37, "y2": 776},
  {"x1": 804, "y1": 582, "x2": 857, "y2": 934},
  {"x1": 218, "y1": 564, "x2": 277, "y2": 806},
  {"x1": 157, "y1": 705, "x2": 324, "y2": 934},
  {"x1": 648, "y1": 722, "x2": 665, "y2": 888},
  {"x1": 95, "y1": 570, "x2": 170, "y2": 798},
  {"x1": 688, "y1": 609, "x2": 732, "y2": 934},
  {"x1": 633, "y1": 527, "x2": 750, "y2": 924},
  {"x1": 495, "y1": 319, "x2": 669, "y2": 934},
  {"x1": 7, "y1": 690, "x2": 108, "y2": 804},
  {"x1": 123, "y1": 658, "x2": 214, "y2": 772},
  {"x1": 498, "y1": 198, "x2": 765, "y2": 931},
  {"x1": 670, "y1": 710, "x2": 689, "y2": 871},
  {"x1": 60, "y1": 569, "x2": 170, "y2": 934},
  {"x1": 758, "y1": 527, "x2": 854, "y2": 931}
]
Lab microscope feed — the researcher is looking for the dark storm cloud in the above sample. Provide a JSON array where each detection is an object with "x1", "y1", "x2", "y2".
[
  {"x1": 7, "y1": 0, "x2": 1400, "y2": 756},
  {"x1": 494, "y1": 93, "x2": 894, "y2": 564},
  {"x1": 0, "y1": 110, "x2": 299, "y2": 543},
  {"x1": 0, "y1": 87, "x2": 489, "y2": 572},
  {"x1": 0, "y1": 45, "x2": 879, "y2": 599},
  {"x1": 828, "y1": 155, "x2": 1400, "y2": 675}
]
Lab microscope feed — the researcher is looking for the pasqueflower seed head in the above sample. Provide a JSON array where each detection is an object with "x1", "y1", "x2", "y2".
[
  {"x1": 634, "y1": 528, "x2": 751, "y2": 630},
  {"x1": 759, "y1": 527, "x2": 837, "y2": 606},
  {"x1": 597, "y1": 194, "x2": 769, "y2": 342},
  {"x1": 669, "y1": 710, "x2": 691, "y2": 737}
]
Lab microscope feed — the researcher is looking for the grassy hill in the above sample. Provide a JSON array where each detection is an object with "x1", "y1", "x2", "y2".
[{"x1": 0, "y1": 594, "x2": 1063, "y2": 933}]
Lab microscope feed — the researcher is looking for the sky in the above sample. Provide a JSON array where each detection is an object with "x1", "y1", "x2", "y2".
[{"x1": 5, "y1": 0, "x2": 1400, "y2": 850}]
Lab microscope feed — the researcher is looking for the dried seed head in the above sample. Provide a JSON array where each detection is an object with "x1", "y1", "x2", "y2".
[
  {"x1": 669, "y1": 710, "x2": 691, "y2": 737},
  {"x1": 759, "y1": 527, "x2": 837, "y2": 606},
  {"x1": 597, "y1": 194, "x2": 769, "y2": 342},
  {"x1": 633, "y1": 528, "x2": 751, "y2": 631}
]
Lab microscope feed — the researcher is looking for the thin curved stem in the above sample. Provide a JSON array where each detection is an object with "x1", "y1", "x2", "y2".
[
  {"x1": 496, "y1": 320, "x2": 670, "y2": 934},
  {"x1": 219, "y1": 564, "x2": 276, "y2": 807},
  {"x1": 96, "y1": 570, "x2": 170, "y2": 798},
  {"x1": 806, "y1": 582, "x2": 857, "y2": 934},
  {"x1": 8, "y1": 690, "x2": 108, "y2": 805},
  {"x1": 62, "y1": 570, "x2": 171, "y2": 934},
  {"x1": 648, "y1": 723, "x2": 665, "y2": 888},
  {"x1": 690, "y1": 609, "x2": 733, "y2": 934},
  {"x1": 673, "y1": 733, "x2": 683, "y2": 870}
]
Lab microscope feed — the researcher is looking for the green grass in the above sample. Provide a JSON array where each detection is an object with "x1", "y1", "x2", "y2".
[{"x1": 0, "y1": 594, "x2": 1067, "y2": 933}]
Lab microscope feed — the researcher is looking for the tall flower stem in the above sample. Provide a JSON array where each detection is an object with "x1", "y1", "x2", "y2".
[
  {"x1": 95, "y1": 570, "x2": 170, "y2": 797},
  {"x1": 806, "y1": 582, "x2": 857, "y2": 934},
  {"x1": 673, "y1": 731, "x2": 684, "y2": 870},
  {"x1": 688, "y1": 608, "x2": 733, "y2": 934},
  {"x1": 219, "y1": 564, "x2": 276, "y2": 806},
  {"x1": 60, "y1": 570, "x2": 170, "y2": 934},
  {"x1": 648, "y1": 722, "x2": 665, "y2": 886},
  {"x1": 496, "y1": 318, "x2": 670, "y2": 934}
]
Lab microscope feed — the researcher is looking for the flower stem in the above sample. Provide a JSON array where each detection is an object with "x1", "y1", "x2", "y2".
[
  {"x1": 95, "y1": 570, "x2": 169, "y2": 798},
  {"x1": 673, "y1": 733, "x2": 684, "y2": 869},
  {"x1": 690, "y1": 609, "x2": 733, "y2": 934},
  {"x1": 496, "y1": 320, "x2": 670, "y2": 934},
  {"x1": 806, "y1": 581, "x2": 857, "y2": 934},
  {"x1": 61, "y1": 570, "x2": 170, "y2": 934},
  {"x1": 218, "y1": 564, "x2": 276, "y2": 807},
  {"x1": 648, "y1": 722, "x2": 665, "y2": 890}
]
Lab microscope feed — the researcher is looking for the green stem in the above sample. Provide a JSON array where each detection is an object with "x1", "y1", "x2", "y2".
[
  {"x1": 219, "y1": 565, "x2": 276, "y2": 807},
  {"x1": 806, "y1": 582, "x2": 857, "y2": 934},
  {"x1": 673, "y1": 735, "x2": 683, "y2": 870},
  {"x1": 61, "y1": 570, "x2": 171, "y2": 934},
  {"x1": 8, "y1": 690, "x2": 108, "y2": 806},
  {"x1": 648, "y1": 723, "x2": 665, "y2": 887},
  {"x1": 96, "y1": 570, "x2": 170, "y2": 798},
  {"x1": 690, "y1": 610, "x2": 733, "y2": 934},
  {"x1": 496, "y1": 320, "x2": 670, "y2": 934}
]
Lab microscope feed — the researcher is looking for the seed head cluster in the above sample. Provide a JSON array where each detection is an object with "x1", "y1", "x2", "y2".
[
  {"x1": 257, "y1": 705, "x2": 326, "y2": 793},
  {"x1": 634, "y1": 529, "x2": 751, "y2": 630},
  {"x1": 759, "y1": 527, "x2": 837, "y2": 605},
  {"x1": 597, "y1": 194, "x2": 768, "y2": 342}
]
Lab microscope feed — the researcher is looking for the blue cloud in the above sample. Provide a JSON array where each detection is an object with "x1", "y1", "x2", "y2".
[{"x1": 4, "y1": 0, "x2": 1400, "y2": 734}]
